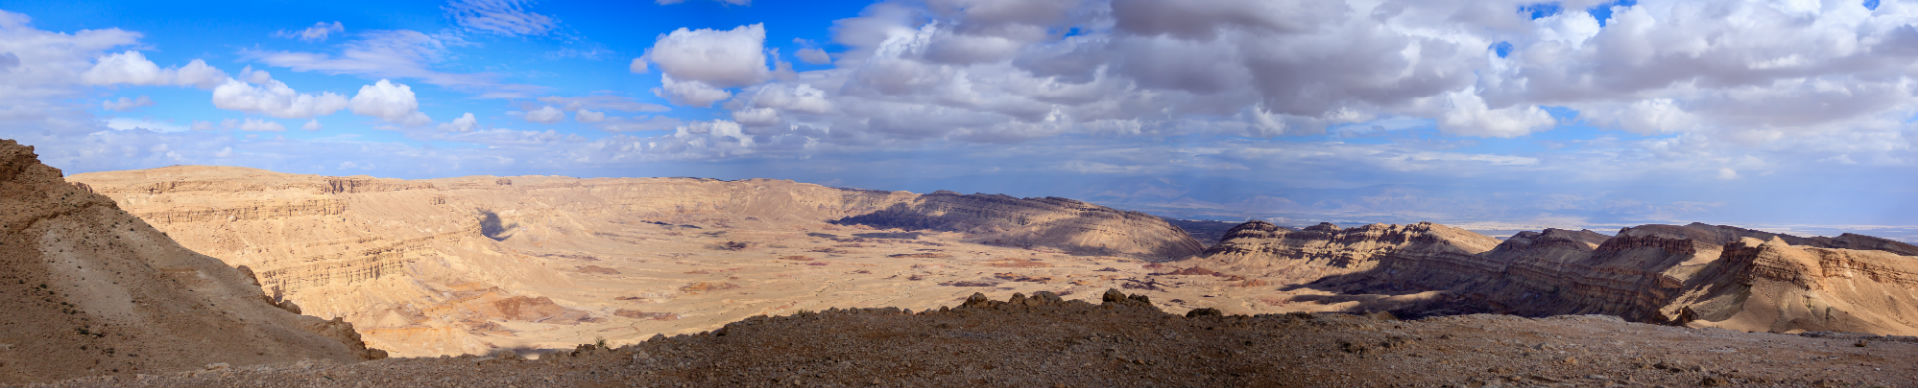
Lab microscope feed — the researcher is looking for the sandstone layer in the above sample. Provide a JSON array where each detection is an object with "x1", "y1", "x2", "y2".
[
  {"x1": 69, "y1": 166, "x2": 1206, "y2": 357},
  {"x1": 1205, "y1": 220, "x2": 1918, "y2": 336},
  {"x1": 45, "y1": 291, "x2": 1918, "y2": 388},
  {"x1": 0, "y1": 140, "x2": 379, "y2": 385}
]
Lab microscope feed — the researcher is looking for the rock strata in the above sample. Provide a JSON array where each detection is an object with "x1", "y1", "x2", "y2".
[
  {"x1": 0, "y1": 139, "x2": 379, "y2": 385},
  {"x1": 1209, "y1": 220, "x2": 1918, "y2": 335}
]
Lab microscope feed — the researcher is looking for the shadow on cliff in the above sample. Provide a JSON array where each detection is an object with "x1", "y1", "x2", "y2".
[
  {"x1": 828, "y1": 193, "x2": 1201, "y2": 261},
  {"x1": 478, "y1": 209, "x2": 517, "y2": 241},
  {"x1": 1278, "y1": 235, "x2": 1756, "y2": 324}
]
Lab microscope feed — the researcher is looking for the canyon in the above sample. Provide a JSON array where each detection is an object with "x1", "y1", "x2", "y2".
[
  {"x1": 69, "y1": 165, "x2": 1217, "y2": 357},
  {"x1": 67, "y1": 162, "x2": 1918, "y2": 361},
  {"x1": 0, "y1": 135, "x2": 1908, "y2": 385}
]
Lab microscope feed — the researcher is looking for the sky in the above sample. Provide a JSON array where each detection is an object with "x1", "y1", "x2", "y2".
[{"x1": 0, "y1": 0, "x2": 1914, "y2": 240}]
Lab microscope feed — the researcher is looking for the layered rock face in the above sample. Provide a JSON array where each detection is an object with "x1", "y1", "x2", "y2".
[
  {"x1": 69, "y1": 166, "x2": 1204, "y2": 356},
  {"x1": 1203, "y1": 221, "x2": 1501, "y2": 284},
  {"x1": 1209, "y1": 220, "x2": 1918, "y2": 335},
  {"x1": 0, "y1": 140, "x2": 379, "y2": 384},
  {"x1": 832, "y1": 191, "x2": 1205, "y2": 260}
]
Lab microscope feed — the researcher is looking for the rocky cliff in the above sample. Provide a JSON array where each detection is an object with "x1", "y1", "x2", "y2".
[
  {"x1": 831, "y1": 191, "x2": 1205, "y2": 260},
  {"x1": 1207, "y1": 220, "x2": 1918, "y2": 335},
  {"x1": 1203, "y1": 221, "x2": 1501, "y2": 284},
  {"x1": 0, "y1": 140, "x2": 380, "y2": 385}
]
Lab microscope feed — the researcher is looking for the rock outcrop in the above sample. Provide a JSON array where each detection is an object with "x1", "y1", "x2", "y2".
[
  {"x1": 1203, "y1": 220, "x2": 1501, "y2": 284},
  {"x1": 0, "y1": 140, "x2": 380, "y2": 385},
  {"x1": 831, "y1": 191, "x2": 1205, "y2": 260},
  {"x1": 1208, "y1": 220, "x2": 1918, "y2": 335}
]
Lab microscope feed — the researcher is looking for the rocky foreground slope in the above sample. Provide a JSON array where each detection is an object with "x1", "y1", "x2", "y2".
[
  {"x1": 1205, "y1": 220, "x2": 1918, "y2": 336},
  {"x1": 0, "y1": 140, "x2": 382, "y2": 385},
  {"x1": 45, "y1": 291, "x2": 1918, "y2": 388}
]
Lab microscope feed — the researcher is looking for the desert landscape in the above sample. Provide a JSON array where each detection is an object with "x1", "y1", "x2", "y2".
[
  {"x1": 2, "y1": 137, "x2": 1914, "y2": 386},
  {"x1": 5, "y1": 0, "x2": 1917, "y2": 386}
]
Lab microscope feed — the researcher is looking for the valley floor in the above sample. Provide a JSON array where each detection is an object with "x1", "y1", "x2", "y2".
[{"x1": 42, "y1": 291, "x2": 1918, "y2": 388}]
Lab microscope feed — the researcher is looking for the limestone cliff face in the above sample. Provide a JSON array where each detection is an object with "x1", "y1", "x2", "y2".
[
  {"x1": 831, "y1": 191, "x2": 1205, "y2": 260},
  {"x1": 0, "y1": 140, "x2": 379, "y2": 385},
  {"x1": 1203, "y1": 221, "x2": 1501, "y2": 284},
  {"x1": 1206, "y1": 220, "x2": 1918, "y2": 336}
]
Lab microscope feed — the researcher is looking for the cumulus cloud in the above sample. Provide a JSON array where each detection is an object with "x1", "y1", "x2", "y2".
[
  {"x1": 81, "y1": 51, "x2": 227, "y2": 89},
  {"x1": 1433, "y1": 90, "x2": 1557, "y2": 138},
  {"x1": 237, "y1": 118, "x2": 286, "y2": 132},
  {"x1": 524, "y1": 105, "x2": 565, "y2": 123},
  {"x1": 277, "y1": 21, "x2": 344, "y2": 42},
  {"x1": 445, "y1": 0, "x2": 556, "y2": 36},
  {"x1": 647, "y1": 119, "x2": 756, "y2": 158},
  {"x1": 681, "y1": 0, "x2": 1916, "y2": 165},
  {"x1": 654, "y1": 74, "x2": 733, "y2": 107},
  {"x1": 211, "y1": 74, "x2": 350, "y2": 119},
  {"x1": 638, "y1": 24, "x2": 770, "y2": 88},
  {"x1": 349, "y1": 79, "x2": 430, "y2": 125},
  {"x1": 730, "y1": 107, "x2": 778, "y2": 126},
  {"x1": 440, "y1": 112, "x2": 479, "y2": 132},
  {"x1": 302, "y1": 119, "x2": 322, "y2": 131},
  {"x1": 575, "y1": 109, "x2": 605, "y2": 123},
  {"x1": 101, "y1": 95, "x2": 152, "y2": 111},
  {"x1": 795, "y1": 47, "x2": 830, "y2": 64}
]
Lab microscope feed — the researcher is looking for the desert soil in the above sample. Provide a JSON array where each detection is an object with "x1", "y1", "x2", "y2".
[{"x1": 42, "y1": 291, "x2": 1918, "y2": 388}]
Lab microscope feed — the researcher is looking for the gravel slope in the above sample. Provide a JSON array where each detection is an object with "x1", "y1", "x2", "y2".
[{"x1": 44, "y1": 290, "x2": 1918, "y2": 388}]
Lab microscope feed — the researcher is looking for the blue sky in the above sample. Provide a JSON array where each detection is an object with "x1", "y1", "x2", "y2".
[{"x1": 0, "y1": 0, "x2": 1914, "y2": 240}]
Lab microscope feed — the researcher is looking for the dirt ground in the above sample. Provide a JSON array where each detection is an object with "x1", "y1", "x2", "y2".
[{"x1": 42, "y1": 290, "x2": 1918, "y2": 388}]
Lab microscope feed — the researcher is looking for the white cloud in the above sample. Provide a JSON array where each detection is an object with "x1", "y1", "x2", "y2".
[
  {"x1": 795, "y1": 48, "x2": 830, "y2": 65},
  {"x1": 1433, "y1": 90, "x2": 1557, "y2": 138},
  {"x1": 246, "y1": 30, "x2": 542, "y2": 97},
  {"x1": 80, "y1": 51, "x2": 227, "y2": 89},
  {"x1": 537, "y1": 95, "x2": 670, "y2": 112},
  {"x1": 444, "y1": 0, "x2": 556, "y2": 36},
  {"x1": 654, "y1": 74, "x2": 732, "y2": 107},
  {"x1": 1717, "y1": 167, "x2": 1740, "y2": 180},
  {"x1": 211, "y1": 76, "x2": 350, "y2": 119},
  {"x1": 730, "y1": 107, "x2": 778, "y2": 126},
  {"x1": 439, "y1": 112, "x2": 479, "y2": 132},
  {"x1": 638, "y1": 24, "x2": 770, "y2": 88},
  {"x1": 237, "y1": 118, "x2": 286, "y2": 132},
  {"x1": 104, "y1": 117, "x2": 187, "y2": 132},
  {"x1": 190, "y1": 121, "x2": 216, "y2": 131},
  {"x1": 277, "y1": 21, "x2": 344, "y2": 42},
  {"x1": 639, "y1": 119, "x2": 757, "y2": 159},
  {"x1": 349, "y1": 79, "x2": 430, "y2": 126},
  {"x1": 302, "y1": 119, "x2": 322, "y2": 131},
  {"x1": 524, "y1": 105, "x2": 564, "y2": 123},
  {"x1": 628, "y1": 57, "x2": 649, "y2": 74},
  {"x1": 575, "y1": 109, "x2": 605, "y2": 123},
  {"x1": 101, "y1": 95, "x2": 152, "y2": 111},
  {"x1": 593, "y1": 115, "x2": 684, "y2": 132}
]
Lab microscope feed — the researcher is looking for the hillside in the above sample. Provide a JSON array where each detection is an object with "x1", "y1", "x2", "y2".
[
  {"x1": 45, "y1": 290, "x2": 1918, "y2": 388},
  {"x1": 0, "y1": 140, "x2": 381, "y2": 385},
  {"x1": 1203, "y1": 221, "x2": 1918, "y2": 336}
]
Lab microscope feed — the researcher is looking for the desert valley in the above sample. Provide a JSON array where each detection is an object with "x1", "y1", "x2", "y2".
[
  {"x1": 4, "y1": 0, "x2": 1917, "y2": 386},
  {"x1": 5, "y1": 138, "x2": 1917, "y2": 386}
]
